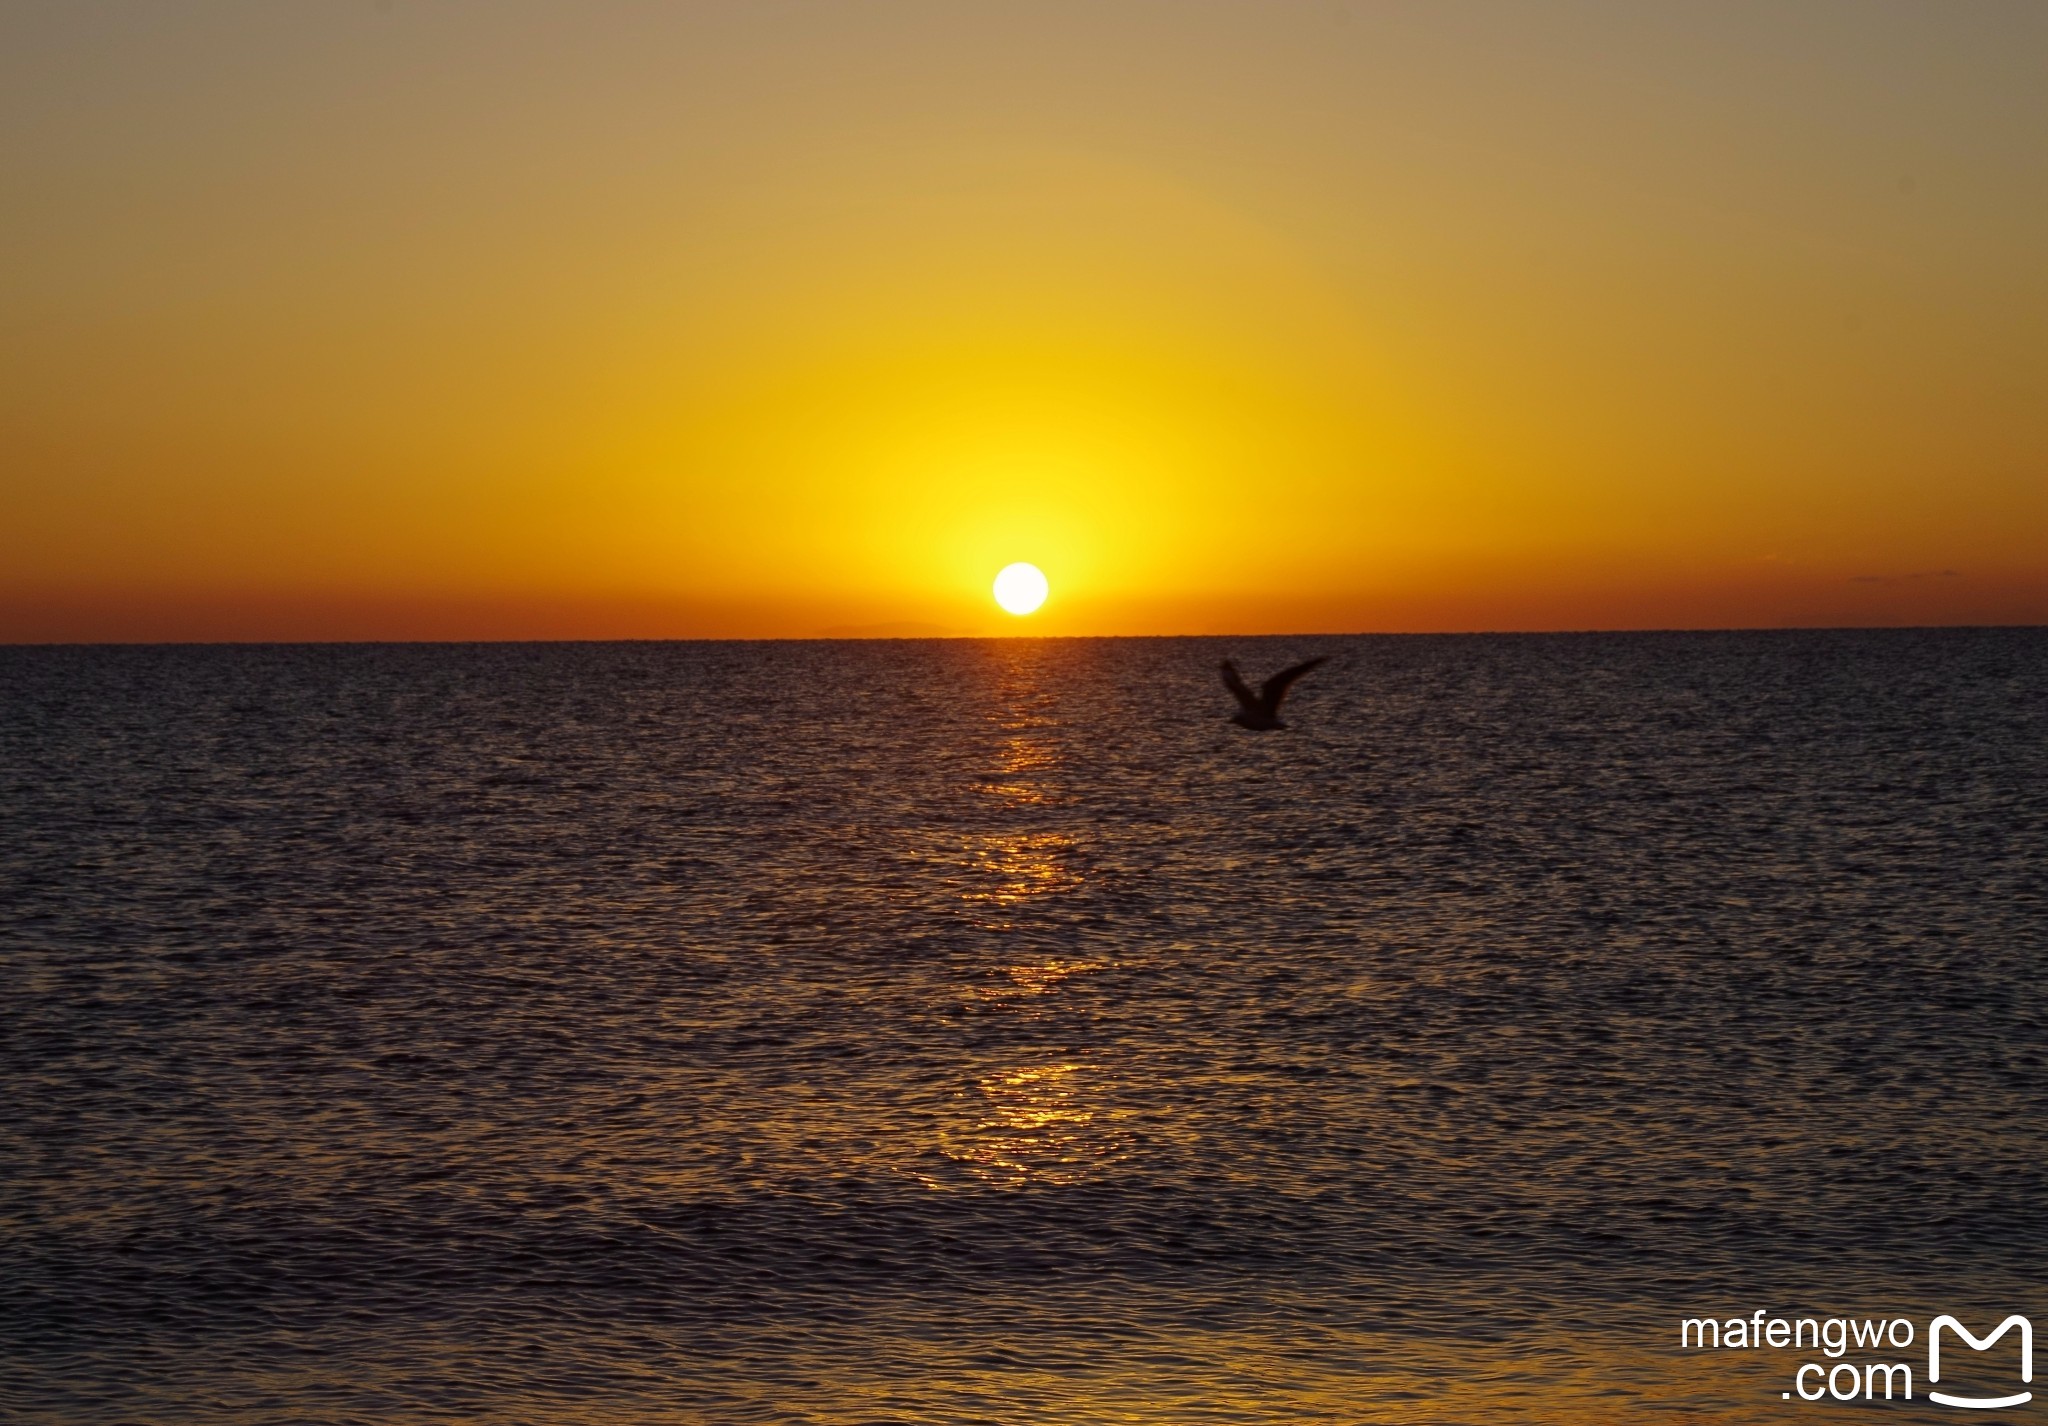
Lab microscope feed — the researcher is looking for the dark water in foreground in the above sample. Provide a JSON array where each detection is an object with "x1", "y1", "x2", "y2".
[{"x1": 3, "y1": 631, "x2": 2044, "y2": 1424}]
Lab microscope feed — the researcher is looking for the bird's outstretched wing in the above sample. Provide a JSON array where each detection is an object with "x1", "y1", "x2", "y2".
[
  {"x1": 1258, "y1": 656, "x2": 1328, "y2": 716},
  {"x1": 1219, "y1": 660, "x2": 1262, "y2": 715}
]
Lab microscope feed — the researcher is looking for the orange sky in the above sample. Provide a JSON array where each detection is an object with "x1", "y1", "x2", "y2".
[{"x1": 3, "y1": 2, "x2": 2043, "y2": 641}]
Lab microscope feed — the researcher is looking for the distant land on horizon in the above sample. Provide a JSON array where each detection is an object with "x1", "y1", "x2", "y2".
[{"x1": 815, "y1": 621, "x2": 972, "y2": 640}]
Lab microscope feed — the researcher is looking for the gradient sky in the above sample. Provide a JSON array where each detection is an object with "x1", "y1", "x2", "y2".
[{"x1": 3, "y1": 0, "x2": 2043, "y2": 640}]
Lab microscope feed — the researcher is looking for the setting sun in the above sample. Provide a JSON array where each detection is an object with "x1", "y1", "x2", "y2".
[{"x1": 993, "y1": 563, "x2": 1050, "y2": 617}]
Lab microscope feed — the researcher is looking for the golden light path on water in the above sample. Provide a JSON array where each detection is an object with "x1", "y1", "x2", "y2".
[{"x1": 930, "y1": 657, "x2": 1130, "y2": 1189}]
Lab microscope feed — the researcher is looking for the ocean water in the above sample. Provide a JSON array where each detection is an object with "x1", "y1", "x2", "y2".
[{"x1": 2, "y1": 630, "x2": 2043, "y2": 1424}]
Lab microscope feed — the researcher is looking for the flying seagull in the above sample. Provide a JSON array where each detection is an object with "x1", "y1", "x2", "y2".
[{"x1": 1220, "y1": 656, "x2": 1328, "y2": 731}]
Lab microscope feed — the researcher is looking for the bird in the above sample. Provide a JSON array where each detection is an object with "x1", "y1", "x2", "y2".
[{"x1": 1220, "y1": 655, "x2": 1328, "y2": 730}]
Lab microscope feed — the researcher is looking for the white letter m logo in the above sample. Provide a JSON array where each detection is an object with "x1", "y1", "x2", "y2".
[{"x1": 1929, "y1": 1314, "x2": 2033, "y2": 1410}]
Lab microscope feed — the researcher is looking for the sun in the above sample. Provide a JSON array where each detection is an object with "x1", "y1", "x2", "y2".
[{"x1": 992, "y1": 562, "x2": 1049, "y2": 616}]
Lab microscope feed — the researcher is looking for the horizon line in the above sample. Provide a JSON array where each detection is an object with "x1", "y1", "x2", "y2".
[{"x1": 5, "y1": 621, "x2": 2044, "y2": 651}]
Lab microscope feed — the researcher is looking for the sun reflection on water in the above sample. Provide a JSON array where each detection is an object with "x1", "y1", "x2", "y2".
[
  {"x1": 975, "y1": 727, "x2": 1067, "y2": 806},
  {"x1": 920, "y1": 655, "x2": 1139, "y2": 1188},
  {"x1": 939, "y1": 1061, "x2": 1136, "y2": 1187},
  {"x1": 978, "y1": 956, "x2": 1101, "y2": 1001},
  {"x1": 962, "y1": 830, "x2": 1083, "y2": 907}
]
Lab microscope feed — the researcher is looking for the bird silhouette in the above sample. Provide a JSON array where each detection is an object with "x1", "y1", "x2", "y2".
[{"x1": 1220, "y1": 656, "x2": 1328, "y2": 730}]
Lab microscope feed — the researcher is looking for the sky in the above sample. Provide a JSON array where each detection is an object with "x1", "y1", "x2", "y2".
[{"x1": 2, "y1": 0, "x2": 2043, "y2": 640}]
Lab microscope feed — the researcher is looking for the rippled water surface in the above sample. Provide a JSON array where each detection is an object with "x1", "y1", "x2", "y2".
[{"x1": 4, "y1": 632, "x2": 2044, "y2": 1423}]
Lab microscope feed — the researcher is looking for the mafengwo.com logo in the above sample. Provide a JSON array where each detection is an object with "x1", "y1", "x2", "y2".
[{"x1": 1679, "y1": 1311, "x2": 2033, "y2": 1407}]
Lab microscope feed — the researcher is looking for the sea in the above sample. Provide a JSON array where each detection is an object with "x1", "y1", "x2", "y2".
[{"x1": 3, "y1": 629, "x2": 2043, "y2": 1424}]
